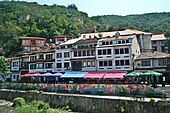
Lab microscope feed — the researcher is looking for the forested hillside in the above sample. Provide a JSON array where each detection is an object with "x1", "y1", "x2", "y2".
[
  {"x1": 0, "y1": 1, "x2": 170, "y2": 57},
  {"x1": 91, "y1": 13, "x2": 170, "y2": 36}
]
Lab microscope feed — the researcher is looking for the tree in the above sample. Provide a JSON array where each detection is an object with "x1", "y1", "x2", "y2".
[
  {"x1": 67, "y1": 4, "x2": 78, "y2": 10},
  {"x1": 0, "y1": 57, "x2": 10, "y2": 78}
]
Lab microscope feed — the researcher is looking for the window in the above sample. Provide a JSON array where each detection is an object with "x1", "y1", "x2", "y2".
[
  {"x1": 99, "y1": 61, "x2": 112, "y2": 67},
  {"x1": 57, "y1": 63, "x2": 62, "y2": 68},
  {"x1": 103, "y1": 49, "x2": 106, "y2": 55},
  {"x1": 120, "y1": 60, "x2": 124, "y2": 66},
  {"x1": 125, "y1": 60, "x2": 130, "y2": 65},
  {"x1": 107, "y1": 49, "x2": 111, "y2": 54},
  {"x1": 115, "y1": 60, "x2": 120, "y2": 66},
  {"x1": 118, "y1": 40, "x2": 121, "y2": 44},
  {"x1": 46, "y1": 54, "x2": 53, "y2": 60},
  {"x1": 108, "y1": 61, "x2": 112, "y2": 66},
  {"x1": 87, "y1": 61, "x2": 91, "y2": 67},
  {"x1": 78, "y1": 51, "x2": 81, "y2": 56},
  {"x1": 30, "y1": 64, "x2": 36, "y2": 69},
  {"x1": 122, "y1": 40, "x2": 125, "y2": 44},
  {"x1": 45, "y1": 63, "x2": 53, "y2": 69},
  {"x1": 125, "y1": 48, "x2": 129, "y2": 54},
  {"x1": 74, "y1": 51, "x2": 77, "y2": 57},
  {"x1": 92, "y1": 61, "x2": 95, "y2": 67},
  {"x1": 30, "y1": 56, "x2": 37, "y2": 61},
  {"x1": 98, "y1": 50, "x2": 102, "y2": 55},
  {"x1": 39, "y1": 55, "x2": 44, "y2": 59},
  {"x1": 36, "y1": 63, "x2": 44, "y2": 69},
  {"x1": 126, "y1": 40, "x2": 129, "y2": 43},
  {"x1": 56, "y1": 53, "x2": 62, "y2": 58},
  {"x1": 158, "y1": 59, "x2": 167, "y2": 66},
  {"x1": 12, "y1": 62, "x2": 19, "y2": 67},
  {"x1": 120, "y1": 48, "x2": 124, "y2": 54},
  {"x1": 64, "y1": 52, "x2": 69, "y2": 58},
  {"x1": 99, "y1": 61, "x2": 103, "y2": 66},
  {"x1": 82, "y1": 61, "x2": 86, "y2": 67},
  {"x1": 64, "y1": 62, "x2": 69, "y2": 68},
  {"x1": 115, "y1": 49, "x2": 119, "y2": 54},
  {"x1": 83, "y1": 51, "x2": 86, "y2": 56},
  {"x1": 91, "y1": 50, "x2": 95, "y2": 56},
  {"x1": 87, "y1": 50, "x2": 90, "y2": 56},
  {"x1": 104, "y1": 61, "x2": 107, "y2": 66},
  {"x1": 141, "y1": 60, "x2": 151, "y2": 66}
]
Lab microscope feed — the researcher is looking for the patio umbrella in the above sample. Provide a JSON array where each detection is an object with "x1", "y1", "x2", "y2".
[
  {"x1": 142, "y1": 71, "x2": 162, "y2": 76},
  {"x1": 52, "y1": 72, "x2": 63, "y2": 77},
  {"x1": 124, "y1": 72, "x2": 143, "y2": 77},
  {"x1": 40, "y1": 72, "x2": 52, "y2": 77},
  {"x1": 32, "y1": 72, "x2": 41, "y2": 77}
]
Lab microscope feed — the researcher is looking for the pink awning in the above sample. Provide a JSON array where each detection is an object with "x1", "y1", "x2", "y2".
[
  {"x1": 32, "y1": 72, "x2": 41, "y2": 76},
  {"x1": 20, "y1": 73, "x2": 33, "y2": 77},
  {"x1": 103, "y1": 72, "x2": 126, "y2": 79},
  {"x1": 84, "y1": 72, "x2": 105, "y2": 79}
]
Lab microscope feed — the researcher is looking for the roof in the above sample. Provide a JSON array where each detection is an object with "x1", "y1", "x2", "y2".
[
  {"x1": 151, "y1": 34, "x2": 167, "y2": 41},
  {"x1": 21, "y1": 37, "x2": 46, "y2": 40},
  {"x1": 60, "y1": 37, "x2": 83, "y2": 45},
  {"x1": 76, "y1": 39, "x2": 98, "y2": 44},
  {"x1": 100, "y1": 35, "x2": 135, "y2": 41},
  {"x1": 135, "y1": 51, "x2": 170, "y2": 60},
  {"x1": 81, "y1": 29, "x2": 152, "y2": 39}
]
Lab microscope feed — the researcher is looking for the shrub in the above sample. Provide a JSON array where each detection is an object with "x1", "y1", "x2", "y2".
[
  {"x1": 12, "y1": 97, "x2": 25, "y2": 107},
  {"x1": 31, "y1": 100, "x2": 50, "y2": 110}
]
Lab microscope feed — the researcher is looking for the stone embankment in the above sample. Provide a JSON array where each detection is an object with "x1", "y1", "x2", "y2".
[{"x1": 0, "y1": 89, "x2": 170, "y2": 113}]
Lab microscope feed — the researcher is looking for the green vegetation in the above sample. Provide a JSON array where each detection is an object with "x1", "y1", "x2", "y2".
[
  {"x1": 0, "y1": 1, "x2": 170, "y2": 56},
  {"x1": 12, "y1": 97, "x2": 26, "y2": 107},
  {"x1": 0, "y1": 57, "x2": 10, "y2": 78},
  {"x1": 11, "y1": 98, "x2": 72, "y2": 113}
]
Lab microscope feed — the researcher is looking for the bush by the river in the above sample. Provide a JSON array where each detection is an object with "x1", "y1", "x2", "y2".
[{"x1": 11, "y1": 97, "x2": 69, "y2": 113}]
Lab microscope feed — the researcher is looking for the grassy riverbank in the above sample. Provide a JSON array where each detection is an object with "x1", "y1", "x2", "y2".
[{"x1": 0, "y1": 99, "x2": 79, "y2": 113}]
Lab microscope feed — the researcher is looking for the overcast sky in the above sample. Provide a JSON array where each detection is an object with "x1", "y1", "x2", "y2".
[{"x1": 17, "y1": 0, "x2": 170, "y2": 17}]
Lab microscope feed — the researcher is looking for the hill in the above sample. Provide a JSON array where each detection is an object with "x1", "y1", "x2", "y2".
[
  {"x1": 91, "y1": 13, "x2": 170, "y2": 36},
  {"x1": 0, "y1": 1, "x2": 170, "y2": 56}
]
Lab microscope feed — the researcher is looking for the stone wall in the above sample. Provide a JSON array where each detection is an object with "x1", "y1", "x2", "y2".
[{"x1": 0, "y1": 90, "x2": 169, "y2": 113}]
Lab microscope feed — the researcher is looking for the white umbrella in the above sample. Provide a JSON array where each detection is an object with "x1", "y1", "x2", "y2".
[{"x1": 40, "y1": 72, "x2": 52, "y2": 76}]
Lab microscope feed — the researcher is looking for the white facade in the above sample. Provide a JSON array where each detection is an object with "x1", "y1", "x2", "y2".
[
  {"x1": 29, "y1": 52, "x2": 55, "y2": 73},
  {"x1": 55, "y1": 47, "x2": 71, "y2": 72},
  {"x1": 11, "y1": 58, "x2": 20, "y2": 81}
]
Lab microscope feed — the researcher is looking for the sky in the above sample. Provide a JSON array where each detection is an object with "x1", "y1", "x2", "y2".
[{"x1": 18, "y1": 0, "x2": 170, "y2": 17}]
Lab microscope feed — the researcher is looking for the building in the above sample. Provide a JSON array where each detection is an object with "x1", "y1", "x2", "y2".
[
  {"x1": 134, "y1": 51, "x2": 170, "y2": 83},
  {"x1": 6, "y1": 29, "x2": 169, "y2": 82},
  {"x1": 21, "y1": 37, "x2": 46, "y2": 51},
  {"x1": 71, "y1": 37, "x2": 98, "y2": 71},
  {"x1": 29, "y1": 48, "x2": 55, "y2": 73},
  {"x1": 81, "y1": 29, "x2": 153, "y2": 53},
  {"x1": 10, "y1": 57, "x2": 20, "y2": 81},
  {"x1": 151, "y1": 34, "x2": 168, "y2": 53},
  {"x1": 55, "y1": 38, "x2": 82, "y2": 72},
  {"x1": 53, "y1": 36, "x2": 73, "y2": 45}
]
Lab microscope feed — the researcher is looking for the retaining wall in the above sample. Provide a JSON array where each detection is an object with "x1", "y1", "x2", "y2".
[{"x1": 0, "y1": 90, "x2": 169, "y2": 113}]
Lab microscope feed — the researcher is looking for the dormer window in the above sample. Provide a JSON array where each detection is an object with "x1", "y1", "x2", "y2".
[
  {"x1": 115, "y1": 31, "x2": 120, "y2": 38},
  {"x1": 83, "y1": 35, "x2": 86, "y2": 38},
  {"x1": 89, "y1": 35, "x2": 91, "y2": 39},
  {"x1": 98, "y1": 34, "x2": 103, "y2": 38}
]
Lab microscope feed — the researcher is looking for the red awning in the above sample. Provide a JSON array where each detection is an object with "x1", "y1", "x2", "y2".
[
  {"x1": 84, "y1": 72, "x2": 105, "y2": 79},
  {"x1": 20, "y1": 73, "x2": 33, "y2": 77},
  {"x1": 32, "y1": 72, "x2": 41, "y2": 76},
  {"x1": 103, "y1": 72, "x2": 126, "y2": 79}
]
